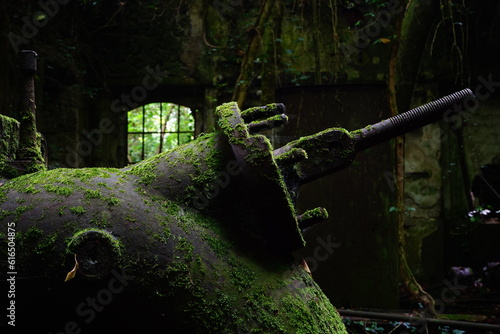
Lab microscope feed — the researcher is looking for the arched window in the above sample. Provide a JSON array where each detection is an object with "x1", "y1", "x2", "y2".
[{"x1": 128, "y1": 103, "x2": 195, "y2": 163}]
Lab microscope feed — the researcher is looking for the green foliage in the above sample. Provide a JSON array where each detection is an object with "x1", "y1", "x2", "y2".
[{"x1": 128, "y1": 103, "x2": 195, "y2": 163}]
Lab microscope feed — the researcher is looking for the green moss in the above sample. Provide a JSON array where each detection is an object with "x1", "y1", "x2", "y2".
[
  {"x1": 203, "y1": 234, "x2": 231, "y2": 257},
  {"x1": 84, "y1": 189, "x2": 102, "y2": 199},
  {"x1": 216, "y1": 102, "x2": 248, "y2": 147},
  {"x1": 0, "y1": 205, "x2": 35, "y2": 221},
  {"x1": 300, "y1": 207, "x2": 328, "y2": 220},
  {"x1": 152, "y1": 227, "x2": 171, "y2": 243},
  {"x1": 148, "y1": 203, "x2": 330, "y2": 332},
  {"x1": 5, "y1": 168, "x2": 118, "y2": 191},
  {"x1": 22, "y1": 184, "x2": 39, "y2": 194},
  {"x1": 0, "y1": 115, "x2": 20, "y2": 179},
  {"x1": 0, "y1": 112, "x2": 46, "y2": 178},
  {"x1": 186, "y1": 135, "x2": 225, "y2": 196},
  {"x1": 125, "y1": 215, "x2": 137, "y2": 222},
  {"x1": 71, "y1": 169, "x2": 114, "y2": 182},
  {"x1": 15, "y1": 205, "x2": 32, "y2": 216},
  {"x1": 89, "y1": 217, "x2": 112, "y2": 228},
  {"x1": 287, "y1": 128, "x2": 353, "y2": 174},
  {"x1": 191, "y1": 289, "x2": 240, "y2": 332},
  {"x1": 97, "y1": 182, "x2": 112, "y2": 189},
  {"x1": 228, "y1": 257, "x2": 256, "y2": 292},
  {"x1": 66, "y1": 228, "x2": 124, "y2": 257},
  {"x1": 0, "y1": 186, "x2": 6, "y2": 204},
  {"x1": 0, "y1": 114, "x2": 20, "y2": 155},
  {"x1": 0, "y1": 110, "x2": 347, "y2": 332},
  {"x1": 340, "y1": 147, "x2": 355, "y2": 159},
  {"x1": 12, "y1": 225, "x2": 65, "y2": 274},
  {"x1": 280, "y1": 295, "x2": 316, "y2": 332},
  {"x1": 243, "y1": 288, "x2": 285, "y2": 331},
  {"x1": 179, "y1": 146, "x2": 197, "y2": 165},
  {"x1": 69, "y1": 206, "x2": 86, "y2": 216},
  {"x1": 166, "y1": 260, "x2": 193, "y2": 290},
  {"x1": 34, "y1": 232, "x2": 59, "y2": 255},
  {"x1": 162, "y1": 227, "x2": 172, "y2": 239},
  {"x1": 63, "y1": 222, "x2": 79, "y2": 232},
  {"x1": 58, "y1": 206, "x2": 65, "y2": 216},
  {"x1": 127, "y1": 155, "x2": 162, "y2": 186},
  {"x1": 140, "y1": 170, "x2": 158, "y2": 186},
  {"x1": 43, "y1": 184, "x2": 74, "y2": 197},
  {"x1": 0, "y1": 209, "x2": 9, "y2": 220},
  {"x1": 104, "y1": 196, "x2": 120, "y2": 206},
  {"x1": 175, "y1": 237, "x2": 195, "y2": 261},
  {"x1": 18, "y1": 225, "x2": 43, "y2": 240}
]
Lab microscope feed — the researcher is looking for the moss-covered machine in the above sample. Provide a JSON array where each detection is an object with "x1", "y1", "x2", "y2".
[{"x1": 0, "y1": 51, "x2": 474, "y2": 333}]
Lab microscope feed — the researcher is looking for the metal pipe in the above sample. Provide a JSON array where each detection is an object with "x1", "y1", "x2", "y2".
[
  {"x1": 17, "y1": 50, "x2": 39, "y2": 159},
  {"x1": 338, "y1": 309, "x2": 500, "y2": 332},
  {"x1": 352, "y1": 88, "x2": 475, "y2": 151},
  {"x1": 272, "y1": 89, "x2": 476, "y2": 192}
]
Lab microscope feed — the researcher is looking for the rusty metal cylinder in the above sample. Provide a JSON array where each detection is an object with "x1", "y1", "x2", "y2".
[
  {"x1": 17, "y1": 50, "x2": 39, "y2": 159},
  {"x1": 19, "y1": 50, "x2": 38, "y2": 73}
]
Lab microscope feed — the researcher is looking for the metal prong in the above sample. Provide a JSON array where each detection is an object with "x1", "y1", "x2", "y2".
[
  {"x1": 297, "y1": 207, "x2": 328, "y2": 231},
  {"x1": 241, "y1": 103, "x2": 286, "y2": 123},
  {"x1": 248, "y1": 114, "x2": 288, "y2": 134},
  {"x1": 275, "y1": 148, "x2": 308, "y2": 167}
]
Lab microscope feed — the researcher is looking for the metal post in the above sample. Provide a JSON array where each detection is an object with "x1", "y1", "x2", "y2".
[{"x1": 17, "y1": 50, "x2": 39, "y2": 159}]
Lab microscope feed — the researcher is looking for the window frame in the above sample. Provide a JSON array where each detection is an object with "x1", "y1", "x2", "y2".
[{"x1": 127, "y1": 102, "x2": 194, "y2": 163}]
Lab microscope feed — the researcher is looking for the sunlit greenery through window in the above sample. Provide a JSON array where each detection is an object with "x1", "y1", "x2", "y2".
[{"x1": 128, "y1": 103, "x2": 195, "y2": 163}]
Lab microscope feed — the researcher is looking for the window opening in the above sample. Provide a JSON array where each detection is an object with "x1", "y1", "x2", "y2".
[{"x1": 128, "y1": 103, "x2": 195, "y2": 163}]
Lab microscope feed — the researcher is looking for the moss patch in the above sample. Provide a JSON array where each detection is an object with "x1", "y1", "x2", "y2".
[
  {"x1": 44, "y1": 184, "x2": 74, "y2": 197},
  {"x1": 66, "y1": 228, "x2": 124, "y2": 258},
  {"x1": 69, "y1": 206, "x2": 86, "y2": 216},
  {"x1": 84, "y1": 189, "x2": 102, "y2": 199},
  {"x1": 0, "y1": 115, "x2": 20, "y2": 179}
]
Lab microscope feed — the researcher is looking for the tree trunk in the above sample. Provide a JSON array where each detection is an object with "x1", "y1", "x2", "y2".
[
  {"x1": 396, "y1": 0, "x2": 440, "y2": 113},
  {"x1": 232, "y1": 0, "x2": 277, "y2": 107},
  {"x1": 389, "y1": 0, "x2": 439, "y2": 317}
]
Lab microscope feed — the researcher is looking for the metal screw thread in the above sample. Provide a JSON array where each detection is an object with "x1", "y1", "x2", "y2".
[
  {"x1": 354, "y1": 88, "x2": 475, "y2": 151},
  {"x1": 389, "y1": 88, "x2": 474, "y2": 131}
]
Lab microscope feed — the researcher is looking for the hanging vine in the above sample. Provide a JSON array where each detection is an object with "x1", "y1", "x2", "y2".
[
  {"x1": 329, "y1": 0, "x2": 343, "y2": 80},
  {"x1": 312, "y1": 0, "x2": 322, "y2": 84},
  {"x1": 231, "y1": 0, "x2": 277, "y2": 107},
  {"x1": 430, "y1": 0, "x2": 470, "y2": 84}
]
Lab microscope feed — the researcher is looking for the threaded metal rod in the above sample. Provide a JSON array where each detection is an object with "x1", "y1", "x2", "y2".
[{"x1": 353, "y1": 89, "x2": 475, "y2": 151}]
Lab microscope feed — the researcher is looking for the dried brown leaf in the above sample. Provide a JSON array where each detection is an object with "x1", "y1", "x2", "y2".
[{"x1": 64, "y1": 254, "x2": 79, "y2": 282}]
